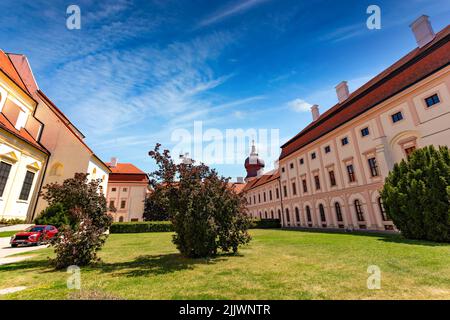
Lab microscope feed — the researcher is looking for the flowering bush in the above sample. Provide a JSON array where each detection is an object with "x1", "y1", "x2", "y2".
[
  {"x1": 148, "y1": 144, "x2": 251, "y2": 258},
  {"x1": 41, "y1": 173, "x2": 113, "y2": 269}
]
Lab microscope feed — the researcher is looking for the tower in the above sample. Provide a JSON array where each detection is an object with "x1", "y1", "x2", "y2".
[{"x1": 244, "y1": 140, "x2": 265, "y2": 181}]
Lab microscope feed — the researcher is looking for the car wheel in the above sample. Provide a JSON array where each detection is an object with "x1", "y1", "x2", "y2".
[{"x1": 11, "y1": 244, "x2": 18, "y2": 248}]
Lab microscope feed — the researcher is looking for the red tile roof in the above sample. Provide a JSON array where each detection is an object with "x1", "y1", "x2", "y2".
[
  {"x1": 242, "y1": 170, "x2": 280, "y2": 193},
  {"x1": 0, "y1": 113, "x2": 48, "y2": 154},
  {"x1": 280, "y1": 25, "x2": 450, "y2": 160},
  {"x1": 0, "y1": 50, "x2": 28, "y2": 93},
  {"x1": 107, "y1": 163, "x2": 146, "y2": 174}
]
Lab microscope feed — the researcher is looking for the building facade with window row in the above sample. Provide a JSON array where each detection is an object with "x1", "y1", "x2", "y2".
[
  {"x1": 243, "y1": 16, "x2": 450, "y2": 231},
  {"x1": 106, "y1": 159, "x2": 149, "y2": 222}
]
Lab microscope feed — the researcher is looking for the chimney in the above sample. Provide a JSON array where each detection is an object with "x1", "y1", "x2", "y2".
[
  {"x1": 311, "y1": 104, "x2": 320, "y2": 121},
  {"x1": 110, "y1": 157, "x2": 118, "y2": 168},
  {"x1": 236, "y1": 177, "x2": 244, "y2": 183},
  {"x1": 335, "y1": 81, "x2": 350, "y2": 103},
  {"x1": 410, "y1": 15, "x2": 435, "y2": 48}
]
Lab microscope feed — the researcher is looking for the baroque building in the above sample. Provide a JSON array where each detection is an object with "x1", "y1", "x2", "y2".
[{"x1": 243, "y1": 16, "x2": 450, "y2": 231}]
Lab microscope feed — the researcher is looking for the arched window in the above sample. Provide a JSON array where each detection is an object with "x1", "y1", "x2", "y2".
[
  {"x1": 295, "y1": 207, "x2": 300, "y2": 222},
  {"x1": 271, "y1": 210, "x2": 274, "y2": 219},
  {"x1": 264, "y1": 211, "x2": 268, "y2": 219},
  {"x1": 378, "y1": 197, "x2": 388, "y2": 221},
  {"x1": 285, "y1": 208, "x2": 290, "y2": 223},
  {"x1": 319, "y1": 204, "x2": 326, "y2": 222},
  {"x1": 119, "y1": 216, "x2": 124, "y2": 222},
  {"x1": 306, "y1": 206, "x2": 312, "y2": 222},
  {"x1": 354, "y1": 200, "x2": 364, "y2": 221},
  {"x1": 277, "y1": 209, "x2": 281, "y2": 219},
  {"x1": 335, "y1": 202, "x2": 343, "y2": 222}
]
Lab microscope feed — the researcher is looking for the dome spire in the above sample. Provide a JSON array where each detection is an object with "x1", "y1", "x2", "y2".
[{"x1": 244, "y1": 139, "x2": 265, "y2": 181}]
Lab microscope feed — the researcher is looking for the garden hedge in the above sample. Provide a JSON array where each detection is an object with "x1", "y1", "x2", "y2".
[
  {"x1": 109, "y1": 221, "x2": 174, "y2": 233},
  {"x1": 249, "y1": 218, "x2": 281, "y2": 229}
]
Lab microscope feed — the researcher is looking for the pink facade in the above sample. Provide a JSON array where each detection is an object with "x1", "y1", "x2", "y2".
[{"x1": 243, "y1": 18, "x2": 450, "y2": 231}]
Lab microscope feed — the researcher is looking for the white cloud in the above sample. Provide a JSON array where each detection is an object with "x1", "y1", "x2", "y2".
[
  {"x1": 197, "y1": 0, "x2": 270, "y2": 27},
  {"x1": 287, "y1": 98, "x2": 312, "y2": 112}
]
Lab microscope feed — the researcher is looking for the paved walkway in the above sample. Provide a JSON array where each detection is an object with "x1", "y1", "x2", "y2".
[
  {"x1": 0, "y1": 224, "x2": 33, "y2": 232},
  {"x1": 0, "y1": 237, "x2": 47, "y2": 264}
]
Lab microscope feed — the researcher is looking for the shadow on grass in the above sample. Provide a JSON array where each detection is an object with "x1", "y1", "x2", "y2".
[
  {"x1": 281, "y1": 227, "x2": 450, "y2": 247},
  {"x1": 0, "y1": 258, "x2": 54, "y2": 273},
  {"x1": 94, "y1": 252, "x2": 242, "y2": 277}
]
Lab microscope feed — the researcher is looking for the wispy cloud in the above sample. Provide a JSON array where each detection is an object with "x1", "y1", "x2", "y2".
[
  {"x1": 197, "y1": 0, "x2": 270, "y2": 28},
  {"x1": 287, "y1": 98, "x2": 312, "y2": 112}
]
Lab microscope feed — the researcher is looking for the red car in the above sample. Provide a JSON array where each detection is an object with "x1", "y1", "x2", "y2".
[{"x1": 10, "y1": 225, "x2": 58, "y2": 247}]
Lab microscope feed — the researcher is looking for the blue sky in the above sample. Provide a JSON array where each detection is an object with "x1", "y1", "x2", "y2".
[{"x1": 1, "y1": 0, "x2": 449, "y2": 179}]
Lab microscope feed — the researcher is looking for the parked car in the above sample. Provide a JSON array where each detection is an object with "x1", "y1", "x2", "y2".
[{"x1": 10, "y1": 225, "x2": 58, "y2": 247}]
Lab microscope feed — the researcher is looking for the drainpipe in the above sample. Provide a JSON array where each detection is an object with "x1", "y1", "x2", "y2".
[{"x1": 278, "y1": 178, "x2": 285, "y2": 227}]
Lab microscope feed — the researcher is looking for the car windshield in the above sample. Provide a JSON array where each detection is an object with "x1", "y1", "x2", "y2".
[{"x1": 26, "y1": 226, "x2": 45, "y2": 232}]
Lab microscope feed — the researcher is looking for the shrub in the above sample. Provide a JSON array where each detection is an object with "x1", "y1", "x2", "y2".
[
  {"x1": 148, "y1": 144, "x2": 251, "y2": 258},
  {"x1": 34, "y1": 203, "x2": 70, "y2": 229},
  {"x1": 0, "y1": 218, "x2": 25, "y2": 226},
  {"x1": 143, "y1": 186, "x2": 170, "y2": 221},
  {"x1": 41, "y1": 173, "x2": 113, "y2": 269},
  {"x1": 381, "y1": 145, "x2": 450, "y2": 242},
  {"x1": 110, "y1": 221, "x2": 173, "y2": 233},
  {"x1": 249, "y1": 218, "x2": 281, "y2": 229}
]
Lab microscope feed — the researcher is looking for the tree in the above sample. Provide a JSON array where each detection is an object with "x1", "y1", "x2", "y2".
[
  {"x1": 41, "y1": 173, "x2": 113, "y2": 269},
  {"x1": 381, "y1": 145, "x2": 450, "y2": 242},
  {"x1": 143, "y1": 185, "x2": 170, "y2": 221},
  {"x1": 34, "y1": 203, "x2": 70, "y2": 229},
  {"x1": 148, "y1": 144, "x2": 251, "y2": 257}
]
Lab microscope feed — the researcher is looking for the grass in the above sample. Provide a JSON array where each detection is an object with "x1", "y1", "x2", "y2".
[
  {"x1": 0, "y1": 229, "x2": 449, "y2": 300},
  {"x1": 0, "y1": 231, "x2": 18, "y2": 238}
]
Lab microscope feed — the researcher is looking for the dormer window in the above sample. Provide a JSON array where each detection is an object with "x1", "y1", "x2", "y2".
[{"x1": 425, "y1": 94, "x2": 440, "y2": 107}]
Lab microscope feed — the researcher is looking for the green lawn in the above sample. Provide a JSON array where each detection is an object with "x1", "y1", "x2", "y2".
[
  {"x1": 1, "y1": 229, "x2": 449, "y2": 300},
  {"x1": 0, "y1": 231, "x2": 18, "y2": 238}
]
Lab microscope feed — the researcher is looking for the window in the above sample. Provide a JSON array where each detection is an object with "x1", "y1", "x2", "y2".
[
  {"x1": 335, "y1": 202, "x2": 343, "y2": 222},
  {"x1": 276, "y1": 188, "x2": 279, "y2": 199},
  {"x1": 378, "y1": 197, "x2": 389, "y2": 221},
  {"x1": 248, "y1": 197, "x2": 251, "y2": 205},
  {"x1": 347, "y1": 164, "x2": 356, "y2": 182},
  {"x1": 319, "y1": 204, "x2": 326, "y2": 222},
  {"x1": 258, "y1": 194, "x2": 261, "y2": 203},
  {"x1": 0, "y1": 162, "x2": 12, "y2": 197},
  {"x1": 285, "y1": 208, "x2": 290, "y2": 222},
  {"x1": 19, "y1": 171, "x2": 35, "y2": 201},
  {"x1": 265, "y1": 211, "x2": 268, "y2": 219},
  {"x1": 253, "y1": 195, "x2": 256, "y2": 204},
  {"x1": 269, "y1": 190, "x2": 273, "y2": 201},
  {"x1": 123, "y1": 188, "x2": 128, "y2": 192},
  {"x1": 391, "y1": 111, "x2": 403, "y2": 123},
  {"x1": 425, "y1": 94, "x2": 440, "y2": 107},
  {"x1": 271, "y1": 210, "x2": 274, "y2": 219},
  {"x1": 368, "y1": 157, "x2": 379, "y2": 177},
  {"x1": 302, "y1": 179, "x2": 307, "y2": 193},
  {"x1": 111, "y1": 187, "x2": 117, "y2": 192},
  {"x1": 341, "y1": 137, "x2": 349, "y2": 146},
  {"x1": 131, "y1": 218, "x2": 139, "y2": 222},
  {"x1": 295, "y1": 207, "x2": 300, "y2": 223},
  {"x1": 311, "y1": 152, "x2": 316, "y2": 160},
  {"x1": 306, "y1": 206, "x2": 312, "y2": 222},
  {"x1": 290, "y1": 163, "x2": 294, "y2": 169},
  {"x1": 354, "y1": 200, "x2": 364, "y2": 221},
  {"x1": 324, "y1": 145, "x2": 331, "y2": 153},
  {"x1": 361, "y1": 127, "x2": 370, "y2": 137},
  {"x1": 329, "y1": 170, "x2": 336, "y2": 187},
  {"x1": 299, "y1": 158, "x2": 304, "y2": 165},
  {"x1": 277, "y1": 209, "x2": 281, "y2": 219},
  {"x1": 281, "y1": 167, "x2": 285, "y2": 173},
  {"x1": 314, "y1": 175, "x2": 321, "y2": 190},
  {"x1": 283, "y1": 185, "x2": 288, "y2": 197},
  {"x1": 119, "y1": 216, "x2": 124, "y2": 222},
  {"x1": 109, "y1": 200, "x2": 115, "y2": 209},
  {"x1": 405, "y1": 146, "x2": 416, "y2": 157},
  {"x1": 263, "y1": 192, "x2": 266, "y2": 202},
  {"x1": 120, "y1": 200, "x2": 126, "y2": 209},
  {"x1": 292, "y1": 182, "x2": 297, "y2": 195}
]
